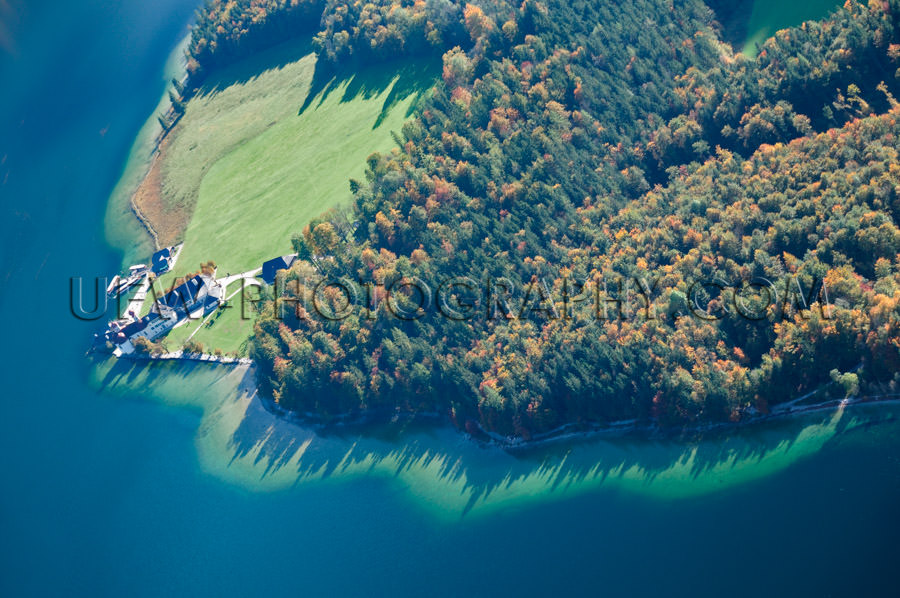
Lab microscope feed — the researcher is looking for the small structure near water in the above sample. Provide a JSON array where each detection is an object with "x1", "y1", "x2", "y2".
[
  {"x1": 151, "y1": 272, "x2": 215, "y2": 316},
  {"x1": 106, "y1": 269, "x2": 146, "y2": 298},
  {"x1": 106, "y1": 245, "x2": 180, "y2": 299},
  {"x1": 94, "y1": 244, "x2": 270, "y2": 359},
  {"x1": 151, "y1": 247, "x2": 174, "y2": 274},
  {"x1": 111, "y1": 310, "x2": 179, "y2": 350},
  {"x1": 107, "y1": 266, "x2": 224, "y2": 355},
  {"x1": 104, "y1": 247, "x2": 225, "y2": 355}
]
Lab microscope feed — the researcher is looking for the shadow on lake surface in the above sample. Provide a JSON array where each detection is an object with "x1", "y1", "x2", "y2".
[{"x1": 90, "y1": 357, "x2": 899, "y2": 518}]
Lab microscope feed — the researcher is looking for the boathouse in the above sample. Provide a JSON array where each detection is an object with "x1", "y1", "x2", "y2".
[{"x1": 151, "y1": 247, "x2": 173, "y2": 274}]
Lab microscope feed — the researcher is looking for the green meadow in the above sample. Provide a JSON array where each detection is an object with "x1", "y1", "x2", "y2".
[
  {"x1": 129, "y1": 8, "x2": 840, "y2": 355},
  {"x1": 741, "y1": 0, "x2": 842, "y2": 56},
  {"x1": 163, "y1": 38, "x2": 434, "y2": 278},
  {"x1": 146, "y1": 38, "x2": 435, "y2": 352},
  {"x1": 162, "y1": 286, "x2": 259, "y2": 355}
]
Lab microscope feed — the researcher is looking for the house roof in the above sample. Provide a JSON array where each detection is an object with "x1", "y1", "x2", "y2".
[
  {"x1": 151, "y1": 248, "x2": 172, "y2": 273},
  {"x1": 261, "y1": 254, "x2": 297, "y2": 284},
  {"x1": 119, "y1": 316, "x2": 150, "y2": 340},
  {"x1": 160, "y1": 275, "x2": 208, "y2": 311}
]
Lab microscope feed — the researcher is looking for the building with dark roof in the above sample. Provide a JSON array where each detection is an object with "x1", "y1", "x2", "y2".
[
  {"x1": 153, "y1": 274, "x2": 210, "y2": 316},
  {"x1": 151, "y1": 248, "x2": 173, "y2": 274},
  {"x1": 261, "y1": 254, "x2": 297, "y2": 285},
  {"x1": 118, "y1": 316, "x2": 149, "y2": 340},
  {"x1": 110, "y1": 271, "x2": 222, "y2": 355},
  {"x1": 112, "y1": 311, "x2": 179, "y2": 352}
]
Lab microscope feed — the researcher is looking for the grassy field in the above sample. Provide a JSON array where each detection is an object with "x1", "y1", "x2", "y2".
[
  {"x1": 741, "y1": 0, "x2": 842, "y2": 56},
  {"x1": 159, "y1": 38, "x2": 435, "y2": 280},
  {"x1": 143, "y1": 38, "x2": 435, "y2": 351},
  {"x1": 161, "y1": 285, "x2": 260, "y2": 356}
]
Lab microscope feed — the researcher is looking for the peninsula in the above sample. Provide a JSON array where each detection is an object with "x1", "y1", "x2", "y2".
[{"x1": 114, "y1": 0, "x2": 900, "y2": 441}]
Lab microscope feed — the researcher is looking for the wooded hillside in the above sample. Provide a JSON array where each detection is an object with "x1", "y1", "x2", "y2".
[{"x1": 186, "y1": 0, "x2": 900, "y2": 437}]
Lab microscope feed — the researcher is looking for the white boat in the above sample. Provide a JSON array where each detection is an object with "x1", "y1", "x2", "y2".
[
  {"x1": 116, "y1": 273, "x2": 143, "y2": 295},
  {"x1": 107, "y1": 272, "x2": 145, "y2": 298},
  {"x1": 106, "y1": 275, "x2": 121, "y2": 296}
]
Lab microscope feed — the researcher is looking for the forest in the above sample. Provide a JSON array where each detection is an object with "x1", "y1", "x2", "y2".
[{"x1": 184, "y1": 0, "x2": 900, "y2": 438}]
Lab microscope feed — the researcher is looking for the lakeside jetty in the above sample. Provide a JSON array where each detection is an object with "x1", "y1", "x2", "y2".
[{"x1": 96, "y1": 242, "x2": 296, "y2": 363}]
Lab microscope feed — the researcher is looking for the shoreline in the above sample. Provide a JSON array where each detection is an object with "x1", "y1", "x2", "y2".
[
  {"x1": 90, "y1": 355, "x2": 886, "y2": 516},
  {"x1": 100, "y1": 11, "x2": 896, "y2": 453},
  {"x1": 128, "y1": 147, "x2": 163, "y2": 250},
  {"x1": 493, "y1": 393, "x2": 900, "y2": 451},
  {"x1": 122, "y1": 350, "x2": 252, "y2": 366},
  {"x1": 137, "y1": 356, "x2": 898, "y2": 449},
  {"x1": 104, "y1": 32, "x2": 192, "y2": 264}
]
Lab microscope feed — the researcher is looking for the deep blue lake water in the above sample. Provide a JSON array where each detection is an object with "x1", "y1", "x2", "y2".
[{"x1": 2, "y1": 1, "x2": 900, "y2": 596}]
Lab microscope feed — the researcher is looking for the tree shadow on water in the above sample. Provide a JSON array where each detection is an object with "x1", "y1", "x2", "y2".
[
  {"x1": 91, "y1": 354, "x2": 239, "y2": 399},
  {"x1": 224, "y1": 392, "x2": 887, "y2": 518},
  {"x1": 91, "y1": 353, "x2": 889, "y2": 518}
]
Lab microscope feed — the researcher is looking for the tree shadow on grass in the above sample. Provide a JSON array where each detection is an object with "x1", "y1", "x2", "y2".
[
  {"x1": 298, "y1": 55, "x2": 439, "y2": 129},
  {"x1": 189, "y1": 34, "x2": 438, "y2": 129},
  {"x1": 196, "y1": 36, "x2": 319, "y2": 99}
]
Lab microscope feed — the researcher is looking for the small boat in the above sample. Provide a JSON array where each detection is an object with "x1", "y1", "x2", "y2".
[
  {"x1": 106, "y1": 275, "x2": 121, "y2": 296},
  {"x1": 116, "y1": 273, "x2": 143, "y2": 295},
  {"x1": 107, "y1": 272, "x2": 145, "y2": 298}
]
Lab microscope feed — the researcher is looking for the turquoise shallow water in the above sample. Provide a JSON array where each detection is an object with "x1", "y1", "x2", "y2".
[
  {"x1": 2, "y1": 1, "x2": 900, "y2": 596},
  {"x1": 742, "y1": 0, "x2": 842, "y2": 55}
]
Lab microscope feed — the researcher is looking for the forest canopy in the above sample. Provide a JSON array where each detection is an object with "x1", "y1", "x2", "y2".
[{"x1": 185, "y1": 0, "x2": 900, "y2": 439}]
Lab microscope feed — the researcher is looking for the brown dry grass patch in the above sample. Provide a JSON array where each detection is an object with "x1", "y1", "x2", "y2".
[{"x1": 131, "y1": 137, "x2": 190, "y2": 247}]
